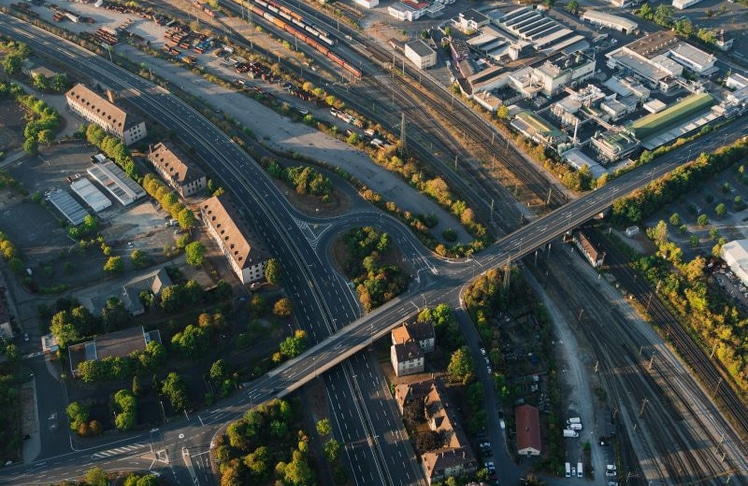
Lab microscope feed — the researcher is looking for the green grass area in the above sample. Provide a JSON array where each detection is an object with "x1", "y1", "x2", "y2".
[
  {"x1": 517, "y1": 110, "x2": 563, "y2": 137},
  {"x1": 631, "y1": 93, "x2": 714, "y2": 140}
]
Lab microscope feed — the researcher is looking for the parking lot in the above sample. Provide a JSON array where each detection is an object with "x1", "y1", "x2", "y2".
[{"x1": 3, "y1": 143, "x2": 179, "y2": 289}]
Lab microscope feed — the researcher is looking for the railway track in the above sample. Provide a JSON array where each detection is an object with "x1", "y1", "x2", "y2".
[
  {"x1": 537, "y1": 242, "x2": 746, "y2": 484},
  {"x1": 590, "y1": 232, "x2": 748, "y2": 447},
  {"x1": 232, "y1": 0, "x2": 569, "y2": 231}
]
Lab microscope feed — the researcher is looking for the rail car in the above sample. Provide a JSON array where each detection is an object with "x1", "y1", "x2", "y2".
[
  {"x1": 241, "y1": 2, "x2": 361, "y2": 78},
  {"x1": 241, "y1": 0, "x2": 335, "y2": 46}
]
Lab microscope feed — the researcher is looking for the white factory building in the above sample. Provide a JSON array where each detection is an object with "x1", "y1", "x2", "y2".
[
  {"x1": 405, "y1": 39, "x2": 437, "y2": 69},
  {"x1": 581, "y1": 10, "x2": 639, "y2": 34},
  {"x1": 721, "y1": 240, "x2": 748, "y2": 287}
]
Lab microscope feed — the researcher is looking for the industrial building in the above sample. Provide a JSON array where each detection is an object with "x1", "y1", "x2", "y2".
[
  {"x1": 495, "y1": 7, "x2": 586, "y2": 54},
  {"x1": 721, "y1": 240, "x2": 748, "y2": 287},
  {"x1": 87, "y1": 154, "x2": 146, "y2": 206},
  {"x1": 590, "y1": 130, "x2": 640, "y2": 163},
  {"x1": 65, "y1": 83, "x2": 147, "y2": 146},
  {"x1": 68, "y1": 326, "x2": 162, "y2": 377},
  {"x1": 70, "y1": 177, "x2": 112, "y2": 213},
  {"x1": 511, "y1": 110, "x2": 566, "y2": 147},
  {"x1": 458, "y1": 9, "x2": 490, "y2": 32},
  {"x1": 673, "y1": 0, "x2": 703, "y2": 9},
  {"x1": 581, "y1": 10, "x2": 639, "y2": 34},
  {"x1": 199, "y1": 194, "x2": 268, "y2": 285},
  {"x1": 606, "y1": 32, "x2": 717, "y2": 89},
  {"x1": 46, "y1": 188, "x2": 89, "y2": 226},
  {"x1": 148, "y1": 141, "x2": 207, "y2": 198},
  {"x1": 404, "y1": 40, "x2": 437, "y2": 69},
  {"x1": 628, "y1": 92, "x2": 715, "y2": 140}
]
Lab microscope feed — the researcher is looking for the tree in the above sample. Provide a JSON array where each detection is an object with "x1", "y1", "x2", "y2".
[
  {"x1": 161, "y1": 372, "x2": 189, "y2": 413},
  {"x1": 185, "y1": 241, "x2": 206, "y2": 266},
  {"x1": 323, "y1": 438, "x2": 340, "y2": 462},
  {"x1": 566, "y1": 0, "x2": 579, "y2": 14},
  {"x1": 697, "y1": 214, "x2": 709, "y2": 227},
  {"x1": 638, "y1": 2, "x2": 654, "y2": 19},
  {"x1": 273, "y1": 297, "x2": 293, "y2": 317},
  {"x1": 160, "y1": 284, "x2": 184, "y2": 312},
  {"x1": 84, "y1": 467, "x2": 108, "y2": 486},
  {"x1": 715, "y1": 203, "x2": 727, "y2": 218},
  {"x1": 669, "y1": 213, "x2": 680, "y2": 226},
  {"x1": 316, "y1": 418, "x2": 332, "y2": 436},
  {"x1": 132, "y1": 375, "x2": 143, "y2": 396},
  {"x1": 172, "y1": 324, "x2": 210, "y2": 358},
  {"x1": 177, "y1": 207, "x2": 196, "y2": 229},
  {"x1": 103, "y1": 256, "x2": 124, "y2": 275},
  {"x1": 130, "y1": 249, "x2": 150, "y2": 268},
  {"x1": 496, "y1": 104, "x2": 510, "y2": 120},
  {"x1": 23, "y1": 137, "x2": 38, "y2": 155},
  {"x1": 2, "y1": 54, "x2": 22, "y2": 75},
  {"x1": 653, "y1": 4, "x2": 673, "y2": 26},
  {"x1": 264, "y1": 258, "x2": 281, "y2": 285},
  {"x1": 447, "y1": 347, "x2": 474, "y2": 384},
  {"x1": 102, "y1": 297, "x2": 128, "y2": 331},
  {"x1": 210, "y1": 359, "x2": 228, "y2": 383},
  {"x1": 113, "y1": 389, "x2": 137, "y2": 431},
  {"x1": 66, "y1": 401, "x2": 89, "y2": 432}
]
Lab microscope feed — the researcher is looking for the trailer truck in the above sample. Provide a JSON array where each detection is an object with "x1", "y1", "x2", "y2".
[{"x1": 563, "y1": 429, "x2": 580, "y2": 438}]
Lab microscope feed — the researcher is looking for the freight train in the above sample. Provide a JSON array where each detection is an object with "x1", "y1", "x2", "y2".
[{"x1": 224, "y1": 0, "x2": 361, "y2": 78}]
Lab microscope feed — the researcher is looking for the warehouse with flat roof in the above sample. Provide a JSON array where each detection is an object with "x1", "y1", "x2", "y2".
[
  {"x1": 46, "y1": 188, "x2": 89, "y2": 225},
  {"x1": 70, "y1": 177, "x2": 112, "y2": 213},
  {"x1": 87, "y1": 154, "x2": 146, "y2": 206}
]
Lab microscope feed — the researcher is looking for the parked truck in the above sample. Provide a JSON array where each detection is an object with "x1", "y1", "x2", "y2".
[
  {"x1": 569, "y1": 423, "x2": 583, "y2": 431},
  {"x1": 563, "y1": 429, "x2": 580, "y2": 438},
  {"x1": 566, "y1": 417, "x2": 581, "y2": 425},
  {"x1": 565, "y1": 462, "x2": 571, "y2": 478},
  {"x1": 577, "y1": 462, "x2": 584, "y2": 478}
]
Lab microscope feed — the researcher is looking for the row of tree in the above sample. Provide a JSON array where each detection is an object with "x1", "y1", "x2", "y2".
[
  {"x1": 636, "y1": 2, "x2": 723, "y2": 48},
  {"x1": 141, "y1": 173, "x2": 197, "y2": 230},
  {"x1": 84, "y1": 124, "x2": 139, "y2": 182},
  {"x1": 611, "y1": 138, "x2": 748, "y2": 225}
]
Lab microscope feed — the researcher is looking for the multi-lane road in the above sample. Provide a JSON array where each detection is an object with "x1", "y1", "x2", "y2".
[{"x1": 2, "y1": 11, "x2": 748, "y2": 486}]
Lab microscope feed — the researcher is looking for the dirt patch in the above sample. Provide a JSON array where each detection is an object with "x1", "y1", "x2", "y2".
[
  {"x1": 270, "y1": 176, "x2": 352, "y2": 218},
  {"x1": 0, "y1": 99, "x2": 24, "y2": 152}
]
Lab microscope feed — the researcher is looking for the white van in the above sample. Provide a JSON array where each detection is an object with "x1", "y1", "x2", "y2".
[
  {"x1": 577, "y1": 462, "x2": 584, "y2": 478},
  {"x1": 565, "y1": 462, "x2": 571, "y2": 478}
]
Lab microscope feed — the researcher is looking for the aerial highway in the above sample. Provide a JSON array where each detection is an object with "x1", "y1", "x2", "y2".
[{"x1": 2, "y1": 11, "x2": 748, "y2": 486}]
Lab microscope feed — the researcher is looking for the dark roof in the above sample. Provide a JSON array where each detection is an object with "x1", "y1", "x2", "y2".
[
  {"x1": 393, "y1": 340, "x2": 424, "y2": 362},
  {"x1": 406, "y1": 39, "x2": 436, "y2": 58}
]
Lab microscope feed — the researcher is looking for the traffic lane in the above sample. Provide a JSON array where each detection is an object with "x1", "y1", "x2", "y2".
[
  {"x1": 27, "y1": 355, "x2": 72, "y2": 460},
  {"x1": 326, "y1": 367, "x2": 383, "y2": 486}
]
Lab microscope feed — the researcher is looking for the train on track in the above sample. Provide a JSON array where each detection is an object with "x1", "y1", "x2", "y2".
[{"x1": 223, "y1": 0, "x2": 362, "y2": 78}]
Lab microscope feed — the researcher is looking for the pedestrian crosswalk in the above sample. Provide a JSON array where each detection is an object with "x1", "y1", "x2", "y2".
[{"x1": 91, "y1": 442, "x2": 148, "y2": 460}]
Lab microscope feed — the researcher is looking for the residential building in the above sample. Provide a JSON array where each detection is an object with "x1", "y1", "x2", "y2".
[
  {"x1": 392, "y1": 320, "x2": 435, "y2": 352},
  {"x1": 395, "y1": 379, "x2": 477, "y2": 484},
  {"x1": 721, "y1": 240, "x2": 748, "y2": 287},
  {"x1": 200, "y1": 194, "x2": 268, "y2": 284},
  {"x1": 68, "y1": 326, "x2": 162, "y2": 376},
  {"x1": 573, "y1": 231, "x2": 604, "y2": 268},
  {"x1": 148, "y1": 141, "x2": 207, "y2": 197},
  {"x1": 121, "y1": 268, "x2": 173, "y2": 316},
  {"x1": 515, "y1": 404, "x2": 542, "y2": 456},
  {"x1": 405, "y1": 40, "x2": 437, "y2": 69},
  {"x1": 65, "y1": 83, "x2": 147, "y2": 145},
  {"x1": 391, "y1": 340, "x2": 425, "y2": 376}
]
